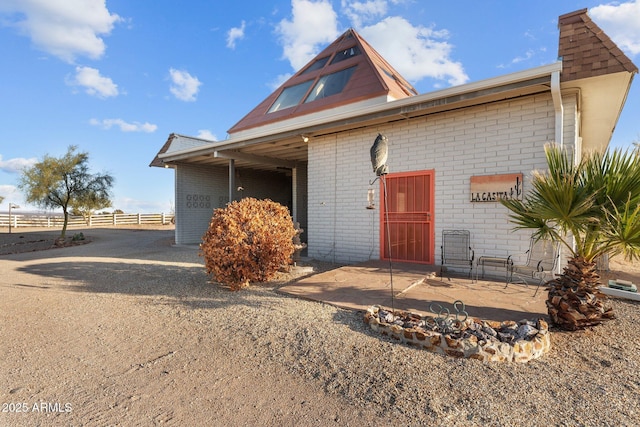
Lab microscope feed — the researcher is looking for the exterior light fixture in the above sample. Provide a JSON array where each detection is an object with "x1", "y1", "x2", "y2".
[{"x1": 366, "y1": 188, "x2": 375, "y2": 209}]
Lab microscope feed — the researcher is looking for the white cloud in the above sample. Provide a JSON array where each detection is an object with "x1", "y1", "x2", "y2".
[
  {"x1": 226, "y1": 20, "x2": 246, "y2": 49},
  {"x1": 68, "y1": 66, "x2": 119, "y2": 98},
  {"x1": 90, "y1": 118, "x2": 157, "y2": 133},
  {"x1": 0, "y1": 184, "x2": 17, "y2": 194},
  {"x1": 275, "y1": 0, "x2": 340, "y2": 70},
  {"x1": 276, "y1": 1, "x2": 467, "y2": 87},
  {"x1": 168, "y1": 68, "x2": 202, "y2": 102},
  {"x1": 360, "y1": 16, "x2": 469, "y2": 86},
  {"x1": 0, "y1": 155, "x2": 38, "y2": 173},
  {"x1": 0, "y1": 0, "x2": 122, "y2": 63},
  {"x1": 591, "y1": 0, "x2": 640, "y2": 56},
  {"x1": 0, "y1": 185, "x2": 21, "y2": 207},
  {"x1": 196, "y1": 130, "x2": 218, "y2": 141},
  {"x1": 498, "y1": 48, "x2": 549, "y2": 69},
  {"x1": 341, "y1": 0, "x2": 387, "y2": 28}
]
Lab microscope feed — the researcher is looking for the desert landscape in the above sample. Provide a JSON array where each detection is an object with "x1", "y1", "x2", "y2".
[{"x1": 1, "y1": 226, "x2": 639, "y2": 426}]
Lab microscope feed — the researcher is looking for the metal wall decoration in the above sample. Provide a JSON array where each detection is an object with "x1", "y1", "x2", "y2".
[
  {"x1": 185, "y1": 194, "x2": 211, "y2": 209},
  {"x1": 425, "y1": 300, "x2": 469, "y2": 334}
]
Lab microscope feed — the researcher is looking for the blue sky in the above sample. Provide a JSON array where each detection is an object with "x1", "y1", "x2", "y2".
[{"x1": 1, "y1": 0, "x2": 639, "y2": 214}]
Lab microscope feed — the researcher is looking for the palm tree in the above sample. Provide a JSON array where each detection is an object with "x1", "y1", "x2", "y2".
[{"x1": 501, "y1": 143, "x2": 640, "y2": 330}]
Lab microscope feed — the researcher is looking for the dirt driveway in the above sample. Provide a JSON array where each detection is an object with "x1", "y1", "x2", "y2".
[
  {"x1": 0, "y1": 227, "x2": 384, "y2": 426},
  {"x1": 1, "y1": 227, "x2": 639, "y2": 426}
]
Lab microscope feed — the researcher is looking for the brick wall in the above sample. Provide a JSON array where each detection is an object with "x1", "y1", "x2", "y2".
[{"x1": 308, "y1": 93, "x2": 577, "y2": 266}]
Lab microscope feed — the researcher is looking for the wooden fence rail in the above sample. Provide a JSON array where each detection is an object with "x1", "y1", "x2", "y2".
[{"x1": 0, "y1": 213, "x2": 174, "y2": 229}]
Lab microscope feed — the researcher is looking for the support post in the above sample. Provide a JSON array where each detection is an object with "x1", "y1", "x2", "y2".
[
  {"x1": 292, "y1": 166, "x2": 298, "y2": 223},
  {"x1": 228, "y1": 158, "x2": 235, "y2": 203}
]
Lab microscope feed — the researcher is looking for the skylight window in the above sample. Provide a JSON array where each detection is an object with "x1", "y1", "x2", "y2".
[
  {"x1": 304, "y1": 66, "x2": 356, "y2": 103},
  {"x1": 301, "y1": 56, "x2": 330, "y2": 74},
  {"x1": 330, "y1": 45, "x2": 361, "y2": 64},
  {"x1": 268, "y1": 80, "x2": 314, "y2": 113}
]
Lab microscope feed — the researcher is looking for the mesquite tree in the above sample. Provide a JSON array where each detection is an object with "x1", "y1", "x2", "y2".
[{"x1": 19, "y1": 146, "x2": 114, "y2": 239}]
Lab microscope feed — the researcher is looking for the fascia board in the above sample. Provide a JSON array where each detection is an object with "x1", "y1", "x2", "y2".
[{"x1": 160, "y1": 62, "x2": 562, "y2": 161}]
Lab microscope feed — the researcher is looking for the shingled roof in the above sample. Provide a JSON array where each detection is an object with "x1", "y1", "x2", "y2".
[
  {"x1": 227, "y1": 28, "x2": 418, "y2": 134},
  {"x1": 558, "y1": 8, "x2": 638, "y2": 82}
]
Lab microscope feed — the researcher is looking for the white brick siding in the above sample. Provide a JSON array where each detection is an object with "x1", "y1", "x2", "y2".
[{"x1": 308, "y1": 93, "x2": 577, "y2": 268}]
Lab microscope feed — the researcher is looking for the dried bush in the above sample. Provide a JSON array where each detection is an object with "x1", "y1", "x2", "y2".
[{"x1": 199, "y1": 198, "x2": 296, "y2": 290}]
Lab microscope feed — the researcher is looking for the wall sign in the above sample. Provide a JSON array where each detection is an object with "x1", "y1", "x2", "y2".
[{"x1": 470, "y1": 173, "x2": 523, "y2": 202}]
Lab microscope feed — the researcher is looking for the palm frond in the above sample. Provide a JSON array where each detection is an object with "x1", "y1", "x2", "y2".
[{"x1": 602, "y1": 195, "x2": 640, "y2": 262}]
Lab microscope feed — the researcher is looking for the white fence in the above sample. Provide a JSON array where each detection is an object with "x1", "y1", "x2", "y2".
[{"x1": 0, "y1": 213, "x2": 174, "y2": 229}]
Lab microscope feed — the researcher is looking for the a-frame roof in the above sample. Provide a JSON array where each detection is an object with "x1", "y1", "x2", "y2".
[{"x1": 227, "y1": 28, "x2": 418, "y2": 134}]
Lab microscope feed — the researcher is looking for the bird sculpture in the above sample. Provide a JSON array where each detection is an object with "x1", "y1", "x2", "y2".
[{"x1": 370, "y1": 133, "x2": 389, "y2": 176}]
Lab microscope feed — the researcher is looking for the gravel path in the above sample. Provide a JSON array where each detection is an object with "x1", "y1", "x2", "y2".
[{"x1": 1, "y1": 227, "x2": 639, "y2": 426}]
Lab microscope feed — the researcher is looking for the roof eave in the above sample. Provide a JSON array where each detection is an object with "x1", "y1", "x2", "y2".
[
  {"x1": 563, "y1": 70, "x2": 636, "y2": 152},
  {"x1": 158, "y1": 62, "x2": 562, "y2": 162}
]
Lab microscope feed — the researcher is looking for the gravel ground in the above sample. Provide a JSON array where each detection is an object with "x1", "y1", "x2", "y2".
[{"x1": 1, "y1": 227, "x2": 639, "y2": 426}]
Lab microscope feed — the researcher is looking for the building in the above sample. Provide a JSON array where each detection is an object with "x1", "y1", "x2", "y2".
[{"x1": 150, "y1": 9, "x2": 637, "y2": 270}]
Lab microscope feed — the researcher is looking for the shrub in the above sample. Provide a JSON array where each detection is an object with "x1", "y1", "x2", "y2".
[{"x1": 199, "y1": 198, "x2": 296, "y2": 290}]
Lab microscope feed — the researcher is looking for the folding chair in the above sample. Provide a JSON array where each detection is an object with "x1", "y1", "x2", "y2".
[
  {"x1": 440, "y1": 230, "x2": 474, "y2": 280},
  {"x1": 507, "y1": 237, "x2": 559, "y2": 295}
]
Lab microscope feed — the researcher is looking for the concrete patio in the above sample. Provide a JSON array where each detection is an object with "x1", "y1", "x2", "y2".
[{"x1": 279, "y1": 260, "x2": 548, "y2": 322}]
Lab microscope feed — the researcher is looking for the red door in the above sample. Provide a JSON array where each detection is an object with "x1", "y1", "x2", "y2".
[{"x1": 380, "y1": 170, "x2": 435, "y2": 264}]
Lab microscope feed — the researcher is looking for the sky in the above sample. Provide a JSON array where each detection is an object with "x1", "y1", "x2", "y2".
[{"x1": 1, "y1": 0, "x2": 639, "y2": 214}]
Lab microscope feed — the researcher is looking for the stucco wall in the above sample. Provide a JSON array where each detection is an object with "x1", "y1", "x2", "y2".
[
  {"x1": 174, "y1": 163, "x2": 304, "y2": 245},
  {"x1": 175, "y1": 163, "x2": 227, "y2": 245},
  {"x1": 308, "y1": 93, "x2": 576, "y2": 267}
]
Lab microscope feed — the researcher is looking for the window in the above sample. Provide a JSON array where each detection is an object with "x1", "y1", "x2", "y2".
[
  {"x1": 304, "y1": 66, "x2": 356, "y2": 103},
  {"x1": 330, "y1": 45, "x2": 361, "y2": 64},
  {"x1": 268, "y1": 80, "x2": 314, "y2": 113},
  {"x1": 301, "y1": 56, "x2": 330, "y2": 74}
]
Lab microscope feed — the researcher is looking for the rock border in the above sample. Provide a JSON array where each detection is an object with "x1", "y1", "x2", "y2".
[{"x1": 364, "y1": 305, "x2": 551, "y2": 363}]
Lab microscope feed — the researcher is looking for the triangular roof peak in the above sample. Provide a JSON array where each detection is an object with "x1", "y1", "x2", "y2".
[
  {"x1": 558, "y1": 8, "x2": 638, "y2": 82},
  {"x1": 228, "y1": 28, "x2": 418, "y2": 134}
]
